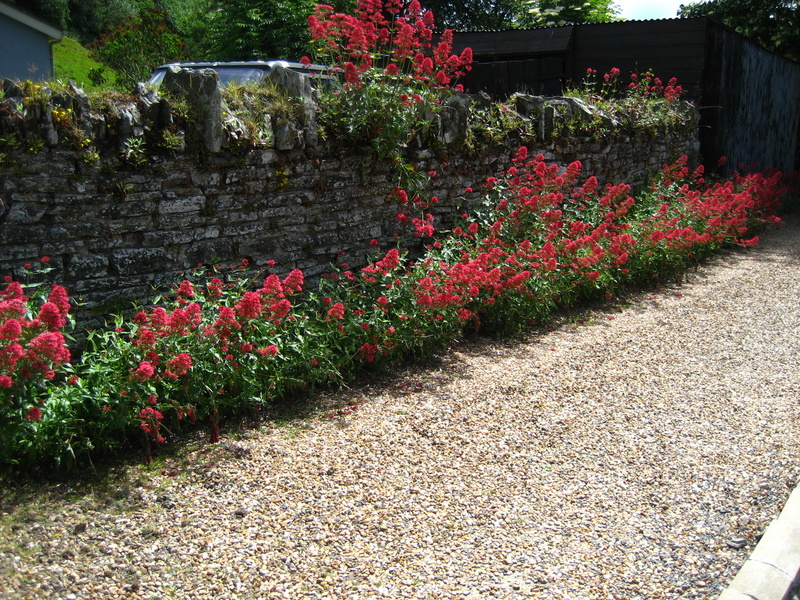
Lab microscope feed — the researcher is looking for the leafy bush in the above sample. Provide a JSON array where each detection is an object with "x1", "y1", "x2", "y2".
[
  {"x1": 564, "y1": 68, "x2": 695, "y2": 135},
  {"x1": 205, "y1": 0, "x2": 317, "y2": 61},
  {"x1": 90, "y1": 8, "x2": 189, "y2": 90},
  {"x1": 309, "y1": 0, "x2": 473, "y2": 178},
  {"x1": 0, "y1": 149, "x2": 792, "y2": 474}
]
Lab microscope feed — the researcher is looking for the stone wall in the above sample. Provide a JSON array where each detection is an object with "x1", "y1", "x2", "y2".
[{"x1": 0, "y1": 70, "x2": 699, "y2": 329}]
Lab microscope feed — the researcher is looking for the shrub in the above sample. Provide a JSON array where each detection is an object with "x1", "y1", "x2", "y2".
[
  {"x1": 0, "y1": 151, "x2": 792, "y2": 474},
  {"x1": 564, "y1": 68, "x2": 694, "y2": 135},
  {"x1": 309, "y1": 0, "x2": 473, "y2": 182}
]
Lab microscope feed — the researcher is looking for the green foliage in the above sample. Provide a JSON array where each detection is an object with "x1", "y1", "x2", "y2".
[
  {"x1": 10, "y1": 0, "x2": 69, "y2": 29},
  {"x1": 419, "y1": 0, "x2": 524, "y2": 29},
  {"x1": 465, "y1": 102, "x2": 535, "y2": 151},
  {"x1": 679, "y1": 0, "x2": 800, "y2": 61},
  {"x1": 156, "y1": 0, "x2": 216, "y2": 59},
  {"x1": 562, "y1": 68, "x2": 694, "y2": 136},
  {"x1": 221, "y1": 82, "x2": 299, "y2": 149},
  {"x1": 319, "y1": 82, "x2": 440, "y2": 165},
  {"x1": 89, "y1": 7, "x2": 189, "y2": 90},
  {"x1": 204, "y1": 0, "x2": 316, "y2": 61},
  {"x1": 520, "y1": 0, "x2": 620, "y2": 27}
]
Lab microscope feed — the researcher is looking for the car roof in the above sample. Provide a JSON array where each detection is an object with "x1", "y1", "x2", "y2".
[
  {"x1": 149, "y1": 60, "x2": 334, "y2": 87},
  {"x1": 153, "y1": 60, "x2": 330, "y2": 72}
]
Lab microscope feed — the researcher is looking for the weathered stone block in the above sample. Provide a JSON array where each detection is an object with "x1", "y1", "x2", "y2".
[
  {"x1": 111, "y1": 248, "x2": 169, "y2": 276},
  {"x1": 66, "y1": 254, "x2": 110, "y2": 280}
]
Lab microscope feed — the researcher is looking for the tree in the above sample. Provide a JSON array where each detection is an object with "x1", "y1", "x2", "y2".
[
  {"x1": 90, "y1": 7, "x2": 188, "y2": 88},
  {"x1": 519, "y1": 0, "x2": 620, "y2": 27},
  {"x1": 203, "y1": 0, "x2": 316, "y2": 61},
  {"x1": 418, "y1": 0, "x2": 524, "y2": 30},
  {"x1": 8, "y1": 0, "x2": 69, "y2": 29},
  {"x1": 156, "y1": 0, "x2": 216, "y2": 59},
  {"x1": 679, "y1": 0, "x2": 800, "y2": 61}
]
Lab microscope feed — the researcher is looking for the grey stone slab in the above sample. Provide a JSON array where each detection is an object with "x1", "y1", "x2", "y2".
[{"x1": 718, "y1": 485, "x2": 800, "y2": 600}]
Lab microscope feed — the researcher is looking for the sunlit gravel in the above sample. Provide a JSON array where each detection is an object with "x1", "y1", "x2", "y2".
[{"x1": 2, "y1": 215, "x2": 799, "y2": 600}]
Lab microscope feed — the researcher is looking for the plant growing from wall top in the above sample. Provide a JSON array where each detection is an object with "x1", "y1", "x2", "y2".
[
  {"x1": 308, "y1": 0, "x2": 473, "y2": 187},
  {"x1": 563, "y1": 67, "x2": 694, "y2": 136}
]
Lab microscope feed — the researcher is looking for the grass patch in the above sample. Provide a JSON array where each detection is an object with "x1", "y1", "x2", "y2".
[{"x1": 52, "y1": 36, "x2": 119, "y2": 92}]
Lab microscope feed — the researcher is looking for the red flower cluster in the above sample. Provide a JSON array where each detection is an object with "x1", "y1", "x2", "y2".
[
  {"x1": 139, "y1": 406, "x2": 165, "y2": 444},
  {"x1": 0, "y1": 276, "x2": 71, "y2": 394},
  {"x1": 309, "y1": 0, "x2": 472, "y2": 89},
  {"x1": 626, "y1": 71, "x2": 684, "y2": 102}
]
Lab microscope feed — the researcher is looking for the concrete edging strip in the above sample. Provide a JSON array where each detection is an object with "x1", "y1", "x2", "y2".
[{"x1": 718, "y1": 484, "x2": 800, "y2": 600}]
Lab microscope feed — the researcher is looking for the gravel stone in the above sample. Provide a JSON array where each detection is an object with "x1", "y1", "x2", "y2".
[{"x1": 1, "y1": 215, "x2": 799, "y2": 599}]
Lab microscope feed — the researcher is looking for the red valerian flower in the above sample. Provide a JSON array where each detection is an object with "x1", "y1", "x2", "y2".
[
  {"x1": 150, "y1": 307, "x2": 169, "y2": 329},
  {"x1": 258, "y1": 345, "x2": 279, "y2": 357},
  {"x1": 0, "y1": 318, "x2": 22, "y2": 341},
  {"x1": 358, "y1": 343, "x2": 379, "y2": 363},
  {"x1": 133, "y1": 328, "x2": 157, "y2": 349},
  {"x1": 26, "y1": 332, "x2": 70, "y2": 368},
  {"x1": 39, "y1": 302, "x2": 66, "y2": 332},
  {"x1": 344, "y1": 61, "x2": 359, "y2": 85},
  {"x1": 282, "y1": 269, "x2": 305, "y2": 294},
  {"x1": 166, "y1": 353, "x2": 193, "y2": 377},
  {"x1": 131, "y1": 360, "x2": 156, "y2": 381},
  {"x1": 176, "y1": 280, "x2": 195, "y2": 299},
  {"x1": 269, "y1": 299, "x2": 292, "y2": 321},
  {"x1": 260, "y1": 274, "x2": 285, "y2": 298},
  {"x1": 327, "y1": 302, "x2": 345, "y2": 319},
  {"x1": 0, "y1": 342, "x2": 24, "y2": 373},
  {"x1": 139, "y1": 407, "x2": 165, "y2": 443},
  {"x1": 235, "y1": 292, "x2": 262, "y2": 319},
  {"x1": 375, "y1": 248, "x2": 400, "y2": 274},
  {"x1": 1, "y1": 281, "x2": 25, "y2": 301},
  {"x1": 207, "y1": 278, "x2": 225, "y2": 297},
  {"x1": 212, "y1": 306, "x2": 240, "y2": 339},
  {"x1": 47, "y1": 285, "x2": 70, "y2": 315}
]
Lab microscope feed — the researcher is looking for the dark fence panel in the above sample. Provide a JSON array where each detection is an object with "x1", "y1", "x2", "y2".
[
  {"x1": 571, "y1": 19, "x2": 708, "y2": 98},
  {"x1": 714, "y1": 30, "x2": 800, "y2": 173}
]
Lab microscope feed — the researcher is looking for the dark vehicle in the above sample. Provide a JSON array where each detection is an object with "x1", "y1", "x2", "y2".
[{"x1": 148, "y1": 60, "x2": 334, "y2": 88}]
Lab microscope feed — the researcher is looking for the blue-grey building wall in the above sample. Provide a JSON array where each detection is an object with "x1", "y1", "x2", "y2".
[{"x1": 0, "y1": 13, "x2": 55, "y2": 81}]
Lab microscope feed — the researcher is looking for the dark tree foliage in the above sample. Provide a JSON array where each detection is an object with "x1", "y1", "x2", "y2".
[
  {"x1": 519, "y1": 0, "x2": 619, "y2": 28},
  {"x1": 90, "y1": 7, "x2": 188, "y2": 88},
  {"x1": 679, "y1": 0, "x2": 800, "y2": 61},
  {"x1": 204, "y1": 0, "x2": 317, "y2": 61},
  {"x1": 418, "y1": 0, "x2": 522, "y2": 30},
  {"x1": 8, "y1": 0, "x2": 69, "y2": 29}
]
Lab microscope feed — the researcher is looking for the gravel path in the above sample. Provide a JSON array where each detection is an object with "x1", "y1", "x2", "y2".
[{"x1": 2, "y1": 215, "x2": 800, "y2": 600}]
